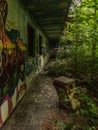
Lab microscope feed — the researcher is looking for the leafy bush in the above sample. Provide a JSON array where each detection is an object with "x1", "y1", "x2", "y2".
[
  {"x1": 47, "y1": 59, "x2": 74, "y2": 77},
  {"x1": 58, "y1": 87, "x2": 98, "y2": 130},
  {"x1": 76, "y1": 87, "x2": 98, "y2": 128}
]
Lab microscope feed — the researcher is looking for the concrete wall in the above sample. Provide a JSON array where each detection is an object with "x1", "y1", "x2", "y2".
[{"x1": 0, "y1": 0, "x2": 49, "y2": 127}]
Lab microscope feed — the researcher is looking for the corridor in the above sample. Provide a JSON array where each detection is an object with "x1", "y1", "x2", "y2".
[{"x1": 1, "y1": 70, "x2": 59, "y2": 130}]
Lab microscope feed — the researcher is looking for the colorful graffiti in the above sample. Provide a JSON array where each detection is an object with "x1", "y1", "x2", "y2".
[{"x1": 0, "y1": 0, "x2": 26, "y2": 126}]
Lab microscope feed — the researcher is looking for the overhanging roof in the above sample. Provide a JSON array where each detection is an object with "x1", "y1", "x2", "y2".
[{"x1": 20, "y1": 0, "x2": 72, "y2": 40}]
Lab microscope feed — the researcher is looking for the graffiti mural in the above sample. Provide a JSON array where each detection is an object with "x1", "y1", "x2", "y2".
[{"x1": 0, "y1": 0, "x2": 26, "y2": 126}]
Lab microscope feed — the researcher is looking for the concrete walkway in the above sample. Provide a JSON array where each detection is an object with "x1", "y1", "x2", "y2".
[{"x1": 1, "y1": 70, "x2": 59, "y2": 130}]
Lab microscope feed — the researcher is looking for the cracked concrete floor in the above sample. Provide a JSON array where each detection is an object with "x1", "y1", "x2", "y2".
[{"x1": 1, "y1": 71, "x2": 59, "y2": 130}]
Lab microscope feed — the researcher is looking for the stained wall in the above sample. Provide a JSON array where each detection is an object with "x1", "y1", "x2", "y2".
[{"x1": 0, "y1": 0, "x2": 48, "y2": 127}]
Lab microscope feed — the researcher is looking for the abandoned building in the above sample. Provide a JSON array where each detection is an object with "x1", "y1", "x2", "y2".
[{"x1": 0, "y1": 0, "x2": 71, "y2": 127}]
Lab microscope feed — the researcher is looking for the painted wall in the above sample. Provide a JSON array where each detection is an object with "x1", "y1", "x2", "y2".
[{"x1": 0, "y1": 0, "x2": 48, "y2": 127}]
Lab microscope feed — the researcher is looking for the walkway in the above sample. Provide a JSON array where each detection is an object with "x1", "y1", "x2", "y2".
[{"x1": 1, "y1": 70, "x2": 59, "y2": 130}]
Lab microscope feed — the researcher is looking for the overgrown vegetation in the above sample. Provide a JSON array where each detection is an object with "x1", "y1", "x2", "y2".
[
  {"x1": 47, "y1": 0, "x2": 98, "y2": 129},
  {"x1": 58, "y1": 86, "x2": 98, "y2": 130},
  {"x1": 48, "y1": 0, "x2": 98, "y2": 89},
  {"x1": 60, "y1": 0, "x2": 98, "y2": 88}
]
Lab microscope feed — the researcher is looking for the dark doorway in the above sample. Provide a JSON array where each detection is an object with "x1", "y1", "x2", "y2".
[
  {"x1": 39, "y1": 35, "x2": 42, "y2": 55},
  {"x1": 27, "y1": 24, "x2": 35, "y2": 57}
]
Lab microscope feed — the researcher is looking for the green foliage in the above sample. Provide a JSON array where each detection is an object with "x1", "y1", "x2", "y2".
[
  {"x1": 75, "y1": 87, "x2": 98, "y2": 119},
  {"x1": 58, "y1": 86, "x2": 98, "y2": 130},
  {"x1": 77, "y1": 89, "x2": 98, "y2": 128},
  {"x1": 60, "y1": 121, "x2": 97, "y2": 130},
  {"x1": 55, "y1": 1, "x2": 98, "y2": 129},
  {"x1": 59, "y1": 122, "x2": 77, "y2": 130},
  {"x1": 60, "y1": 0, "x2": 98, "y2": 87},
  {"x1": 47, "y1": 59, "x2": 73, "y2": 77}
]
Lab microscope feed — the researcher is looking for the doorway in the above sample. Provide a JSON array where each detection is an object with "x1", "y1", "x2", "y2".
[{"x1": 27, "y1": 24, "x2": 35, "y2": 57}]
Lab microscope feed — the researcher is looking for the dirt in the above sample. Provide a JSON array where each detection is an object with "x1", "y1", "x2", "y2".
[{"x1": 1, "y1": 66, "x2": 98, "y2": 130}]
